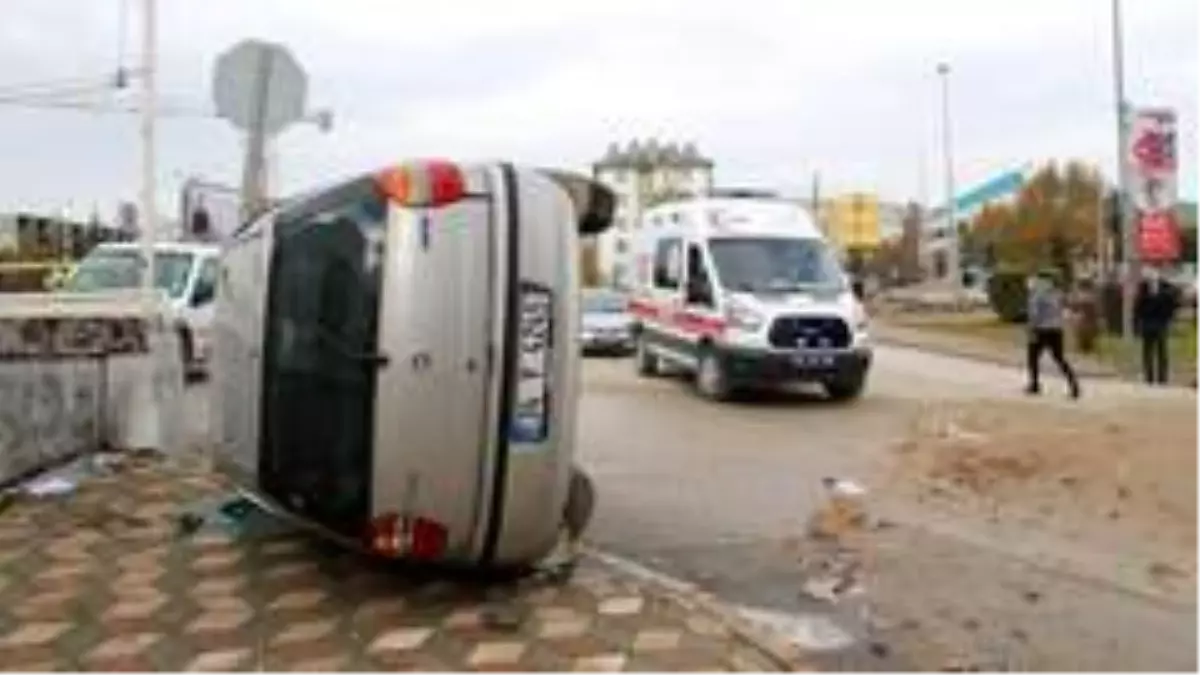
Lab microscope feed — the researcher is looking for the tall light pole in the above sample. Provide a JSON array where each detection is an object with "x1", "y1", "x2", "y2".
[
  {"x1": 1112, "y1": 0, "x2": 1136, "y2": 341},
  {"x1": 937, "y1": 62, "x2": 960, "y2": 291},
  {"x1": 138, "y1": 0, "x2": 158, "y2": 298}
]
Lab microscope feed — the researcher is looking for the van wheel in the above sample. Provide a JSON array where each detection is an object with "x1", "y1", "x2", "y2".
[
  {"x1": 177, "y1": 326, "x2": 195, "y2": 379},
  {"x1": 825, "y1": 374, "x2": 866, "y2": 402},
  {"x1": 635, "y1": 334, "x2": 660, "y2": 377},
  {"x1": 696, "y1": 349, "x2": 733, "y2": 401}
]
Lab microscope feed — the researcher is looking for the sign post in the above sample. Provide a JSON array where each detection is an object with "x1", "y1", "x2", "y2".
[{"x1": 213, "y1": 40, "x2": 309, "y2": 223}]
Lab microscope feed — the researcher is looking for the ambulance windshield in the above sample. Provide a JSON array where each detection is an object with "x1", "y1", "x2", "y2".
[{"x1": 708, "y1": 237, "x2": 845, "y2": 294}]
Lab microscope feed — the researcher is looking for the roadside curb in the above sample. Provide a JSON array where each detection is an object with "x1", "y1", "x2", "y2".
[{"x1": 583, "y1": 546, "x2": 811, "y2": 671}]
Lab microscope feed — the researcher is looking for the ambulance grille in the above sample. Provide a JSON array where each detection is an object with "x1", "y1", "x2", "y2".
[{"x1": 768, "y1": 316, "x2": 851, "y2": 349}]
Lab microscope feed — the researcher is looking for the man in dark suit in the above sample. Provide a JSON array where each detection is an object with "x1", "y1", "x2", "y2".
[{"x1": 1134, "y1": 266, "x2": 1180, "y2": 385}]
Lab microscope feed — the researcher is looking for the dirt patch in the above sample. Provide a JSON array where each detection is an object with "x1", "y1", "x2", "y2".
[{"x1": 882, "y1": 398, "x2": 1197, "y2": 566}]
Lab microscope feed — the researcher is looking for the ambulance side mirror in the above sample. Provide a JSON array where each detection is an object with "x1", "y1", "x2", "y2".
[{"x1": 538, "y1": 169, "x2": 617, "y2": 237}]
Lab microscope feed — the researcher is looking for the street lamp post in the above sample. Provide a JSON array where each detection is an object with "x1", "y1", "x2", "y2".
[
  {"x1": 1111, "y1": 0, "x2": 1137, "y2": 342},
  {"x1": 139, "y1": 0, "x2": 158, "y2": 300},
  {"x1": 937, "y1": 62, "x2": 960, "y2": 291}
]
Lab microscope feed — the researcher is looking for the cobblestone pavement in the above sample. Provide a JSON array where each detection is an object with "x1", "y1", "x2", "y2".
[{"x1": 0, "y1": 455, "x2": 802, "y2": 672}]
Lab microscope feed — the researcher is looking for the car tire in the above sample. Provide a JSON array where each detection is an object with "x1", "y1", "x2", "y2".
[
  {"x1": 563, "y1": 467, "x2": 596, "y2": 540},
  {"x1": 696, "y1": 348, "x2": 733, "y2": 402},
  {"x1": 635, "y1": 334, "x2": 660, "y2": 377},
  {"x1": 177, "y1": 326, "x2": 194, "y2": 375},
  {"x1": 824, "y1": 374, "x2": 867, "y2": 402}
]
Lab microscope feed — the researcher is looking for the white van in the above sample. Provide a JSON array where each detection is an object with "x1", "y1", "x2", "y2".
[
  {"x1": 629, "y1": 197, "x2": 871, "y2": 401},
  {"x1": 61, "y1": 241, "x2": 221, "y2": 376}
]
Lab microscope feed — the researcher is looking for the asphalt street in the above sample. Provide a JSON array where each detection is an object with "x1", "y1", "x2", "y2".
[
  {"x1": 182, "y1": 343, "x2": 1197, "y2": 670},
  {"x1": 576, "y1": 345, "x2": 1196, "y2": 670}
]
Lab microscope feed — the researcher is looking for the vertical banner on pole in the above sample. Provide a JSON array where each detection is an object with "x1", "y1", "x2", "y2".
[{"x1": 1128, "y1": 108, "x2": 1180, "y2": 263}]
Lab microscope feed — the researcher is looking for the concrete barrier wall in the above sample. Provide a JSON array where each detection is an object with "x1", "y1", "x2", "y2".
[
  {"x1": 0, "y1": 309, "x2": 185, "y2": 487},
  {"x1": 0, "y1": 357, "x2": 103, "y2": 486}
]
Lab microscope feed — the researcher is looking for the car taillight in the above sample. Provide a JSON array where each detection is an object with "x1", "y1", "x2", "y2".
[
  {"x1": 409, "y1": 517, "x2": 448, "y2": 560},
  {"x1": 375, "y1": 159, "x2": 466, "y2": 208},
  {"x1": 365, "y1": 512, "x2": 448, "y2": 560}
]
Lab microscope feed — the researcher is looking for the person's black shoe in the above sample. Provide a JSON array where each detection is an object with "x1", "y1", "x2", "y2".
[
  {"x1": 1069, "y1": 384, "x2": 1081, "y2": 400},
  {"x1": 1024, "y1": 384, "x2": 1041, "y2": 396}
]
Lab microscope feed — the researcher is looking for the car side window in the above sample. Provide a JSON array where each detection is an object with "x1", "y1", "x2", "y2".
[
  {"x1": 653, "y1": 238, "x2": 682, "y2": 290},
  {"x1": 191, "y1": 258, "x2": 219, "y2": 307}
]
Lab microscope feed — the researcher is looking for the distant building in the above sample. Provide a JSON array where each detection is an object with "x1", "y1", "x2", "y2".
[
  {"x1": 590, "y1": 140, "x2": 715, "y2": 288},
  {"x1": 0, "y1": 210, "x2": 125, "y2": 260}
]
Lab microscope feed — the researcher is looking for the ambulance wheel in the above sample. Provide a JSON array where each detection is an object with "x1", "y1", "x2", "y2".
[
  {"x1": 824, "y1": 374, "x2": 866, "y2": 402},
  {"x1": 696, "y1": 349, "x2": 733, "y2": 402},
  {"x1": 634, "y1": 334, "x2": 660, "y2": 377}
]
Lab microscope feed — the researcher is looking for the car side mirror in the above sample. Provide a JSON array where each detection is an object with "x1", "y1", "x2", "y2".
[
  {"x1": 191, "y1": 283, "x2": 215, "y2": 307},
  {"x1": 687, "y1": 278, "x2": 713, "y2": 306}
]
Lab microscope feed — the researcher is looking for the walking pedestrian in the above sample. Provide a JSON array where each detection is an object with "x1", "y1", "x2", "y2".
[
  {"x1": 1025, "y1": 270, "x2": 1081, "y2": 399},
  {"x1": 1134, "y1": 266, "x2": 1180, "y2": 385}
]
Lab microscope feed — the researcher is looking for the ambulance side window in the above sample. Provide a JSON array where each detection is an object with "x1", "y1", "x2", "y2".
[
  {"x1": 653, "y1": 238, "x2": 682, "y2": 290},
  {"x1": 685, "y1": 244, "x2": 714, "y2": 307}
]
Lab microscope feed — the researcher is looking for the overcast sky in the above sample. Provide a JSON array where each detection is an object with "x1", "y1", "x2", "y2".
[{"x1": 1, "y1": 0, "x2": 1195, "y2": 221}]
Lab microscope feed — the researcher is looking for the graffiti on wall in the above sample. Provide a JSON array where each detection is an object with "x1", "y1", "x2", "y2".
[{"x1": 0, "y1": 317, "x2": 148, "y2": 359}]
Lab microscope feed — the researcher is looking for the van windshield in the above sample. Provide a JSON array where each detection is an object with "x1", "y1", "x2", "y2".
[
  {"x1": 708, "y1": 238, "x2": 845, "y2": 293},
  {"x1": 62, "y1": 249, "x2": 196, "y2": 299}
]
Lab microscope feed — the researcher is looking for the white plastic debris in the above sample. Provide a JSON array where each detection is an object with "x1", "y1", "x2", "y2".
[
  {"x1": 822, "y1": 477, "x2": 867, "y2": 496},
  {"x1": 23, "y1": 476, "x2": 76, "y2": 497},
  {"x1": 737, "y1": 606, "x2": 858, "y2": 652}
]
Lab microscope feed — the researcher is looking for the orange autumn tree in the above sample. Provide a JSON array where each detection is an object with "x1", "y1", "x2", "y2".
[{"x1": 966, "y1": 160, "x2": 1102, "y2": 280}]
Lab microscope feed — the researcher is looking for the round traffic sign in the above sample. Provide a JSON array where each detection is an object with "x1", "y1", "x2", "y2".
[{"x1": 213, "y1": 40, "x2": 308, "y2": 136}]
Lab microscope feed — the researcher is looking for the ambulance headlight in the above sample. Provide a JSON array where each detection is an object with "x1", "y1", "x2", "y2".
[
  {"x1": 852, "y1": 301, "x2": 870, "y2": 332},
  {"x1": 725, "y1": 297, "x2": 764, "y2": 332}
]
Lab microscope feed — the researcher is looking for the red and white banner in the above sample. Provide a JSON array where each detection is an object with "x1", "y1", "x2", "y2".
[{"x1": 1127, "y1": 108, "x2": 1180, "y2": 262}]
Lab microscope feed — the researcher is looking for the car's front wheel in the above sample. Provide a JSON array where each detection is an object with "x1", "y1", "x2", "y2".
[
  {"x1": 696, "y1": 348, "x2": 733, "y2": 402},
  {"x1": 824, "y1": 373, "x2": 867, "y2": 402}
]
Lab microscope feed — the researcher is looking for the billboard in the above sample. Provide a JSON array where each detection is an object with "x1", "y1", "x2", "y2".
[
  {"x1": 951, "y1": 168, "x2": 1025, "y2": 215},
  {"x1": 180, "y1": 178, "x2": 242, "y2": 244},
  {"x1": 1128, "y1": 108, "x2": 1180, "y2": 263},
  {"x1": 829, "y1": 192, "x2": 880, "y2": 250}
]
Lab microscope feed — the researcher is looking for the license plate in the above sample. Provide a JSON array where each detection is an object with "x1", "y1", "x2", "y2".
[
  {"x1": 510, "y1": 282, "x2": 554, "y2": 445},
  {"x1": 792, "y1": 353, "x2": 834, "y2": 368}
]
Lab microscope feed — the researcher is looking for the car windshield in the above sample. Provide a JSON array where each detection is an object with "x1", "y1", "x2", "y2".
[
  {"x1": 582, "y1": 291, "x2": 627, "y2": 314},
  {"x1": 708, "y1": 237, "x2": 846, "y2": 293},
  {"x1": 62, "y1": 249, "x2": 196, "y2": 299}
]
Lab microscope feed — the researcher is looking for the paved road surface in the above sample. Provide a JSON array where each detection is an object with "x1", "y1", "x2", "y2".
[
  {"x1": 577, "y1": 345, "x2": 1196, "y2": 670},
  {"x1": 184, "y1": 344, "x2": 1195, "y2": 670}
]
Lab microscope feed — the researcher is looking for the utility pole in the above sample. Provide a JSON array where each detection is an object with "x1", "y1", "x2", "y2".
[
  {"x1": 811, "y1": 171, "x2": 822, "y2": 235},
  {"x1": 937, "y1": 62, "x2": 960, "y2": 291},
  {"x1": 239, "y1": 48, "x2": 274, "y2": 222},
  {"x1": 1112, "y1": 0, "x2": 1137, "y2": 342},
  {"x1": 139, "y1": 0, "x2": 158, "y2": 298}
]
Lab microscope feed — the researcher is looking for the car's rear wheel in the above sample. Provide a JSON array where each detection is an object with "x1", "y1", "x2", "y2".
[{"x1": 635, "y1": 333, "x2": 660, "y2": 377}]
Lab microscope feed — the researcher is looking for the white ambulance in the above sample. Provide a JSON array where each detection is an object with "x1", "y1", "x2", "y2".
[{"x1": 629, "y1": 197, "x2": 871, "y2": 401}]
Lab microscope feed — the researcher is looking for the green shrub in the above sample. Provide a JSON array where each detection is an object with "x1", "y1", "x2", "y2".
[{"x1": 987, "y1": 270, "x2": 1028, "y2": 323}]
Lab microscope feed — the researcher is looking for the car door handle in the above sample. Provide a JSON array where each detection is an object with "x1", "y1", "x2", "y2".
[{"x1": 362, "y1": 351, "x2": 391, "y2": 368}]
